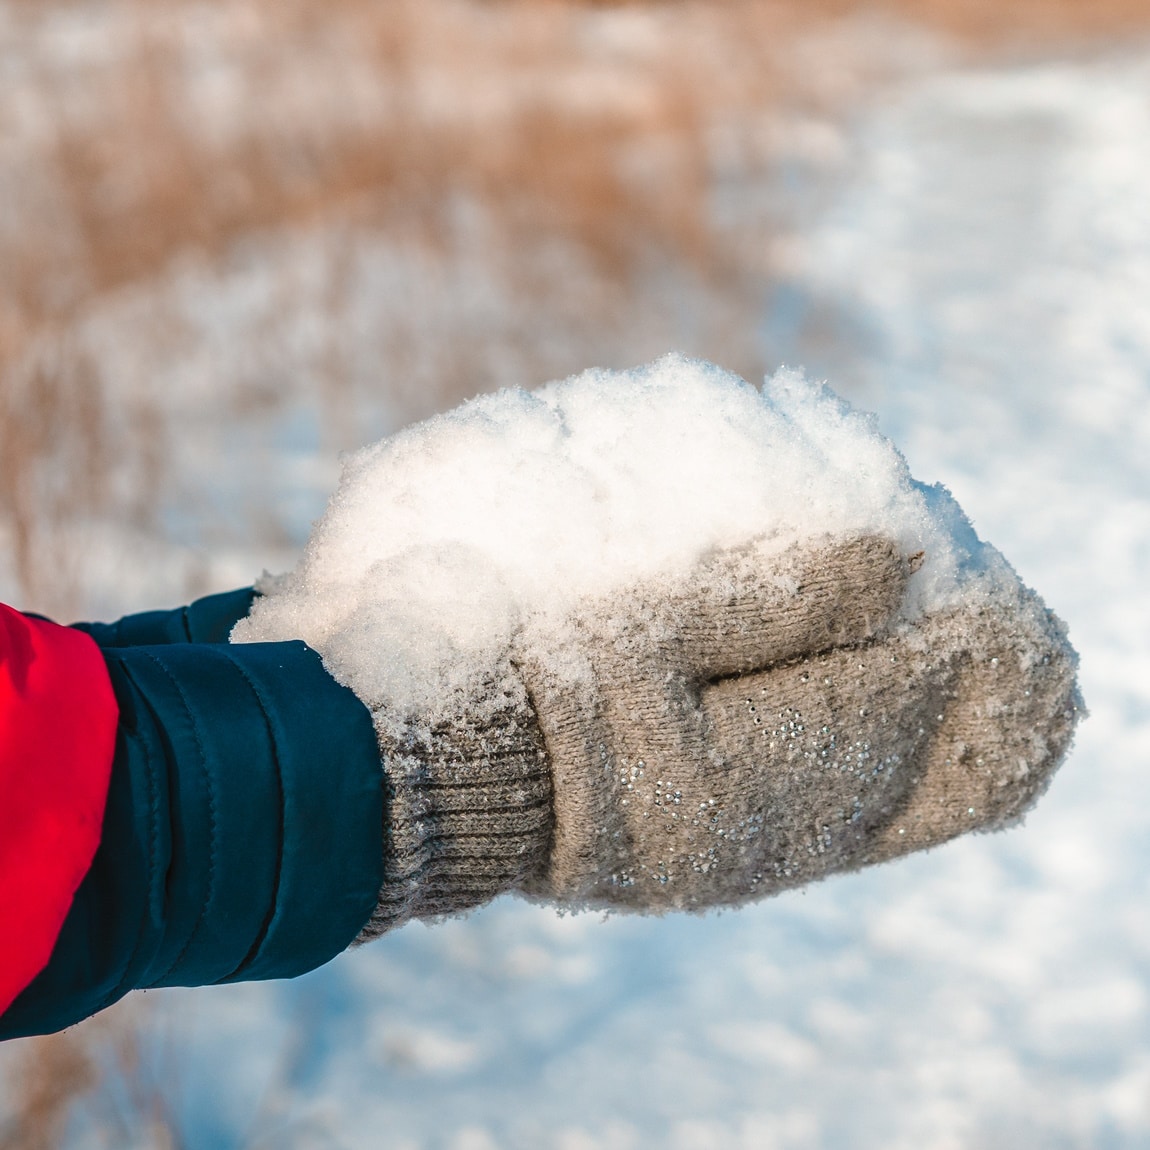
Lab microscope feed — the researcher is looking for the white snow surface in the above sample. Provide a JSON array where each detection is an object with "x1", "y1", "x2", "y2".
[{"x1": 234, "y1": 355, "x2": 992, "y2": 720}]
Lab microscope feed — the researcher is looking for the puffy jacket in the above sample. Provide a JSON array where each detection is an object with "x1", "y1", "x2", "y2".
[{"x1": 0, "y1": 590, "x2": 384, "y2": 1041}]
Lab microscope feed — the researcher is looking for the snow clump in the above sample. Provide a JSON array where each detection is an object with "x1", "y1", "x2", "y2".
[{"x1": 232, "y1": 354, "x2": 1001, "y2": 720}]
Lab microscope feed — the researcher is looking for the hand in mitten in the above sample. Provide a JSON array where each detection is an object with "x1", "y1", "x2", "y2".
[{"x1": 358, "y1": 532, "x2": 1080, "y2": 937}]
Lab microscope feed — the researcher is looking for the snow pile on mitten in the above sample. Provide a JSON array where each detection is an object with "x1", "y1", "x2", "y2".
[{"x1": 232, "y1": 355, "x2": 1008, "y2": 722}]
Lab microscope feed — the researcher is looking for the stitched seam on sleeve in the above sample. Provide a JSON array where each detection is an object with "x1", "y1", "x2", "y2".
[
  {"x1": 140, "y1": 651, "x2": 219, "y2": 986},
  {"x1": 215, "y1": 654, "x2": 286, "y2": 982},
  {"x1": 100, "y1": 659, "x2": 166, "y2": 1007}
]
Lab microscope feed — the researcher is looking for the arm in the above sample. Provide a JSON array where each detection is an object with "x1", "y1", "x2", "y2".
[
  {"x1": 0, "y1": 612, "x2": 384, "y2": 1041},
  {"x1": 2, "y1": 532, "x2": 1079, "y2": 1037}
]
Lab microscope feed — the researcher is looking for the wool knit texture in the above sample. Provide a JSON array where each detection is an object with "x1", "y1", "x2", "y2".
[
  {"x1": 356, "y1": 534, "x2": 1081, "y2": 933},
  {"x1": 356, "y1": 677, "x2": 552, "y2": 939}
]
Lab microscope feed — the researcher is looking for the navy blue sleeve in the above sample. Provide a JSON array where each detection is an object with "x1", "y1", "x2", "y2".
[
  {"x1": 0, "y1": 639, "x2": 384, "y2": 1040},
  {"x1": 72, "y1": 587, "x2": 258, "y2": 647}
]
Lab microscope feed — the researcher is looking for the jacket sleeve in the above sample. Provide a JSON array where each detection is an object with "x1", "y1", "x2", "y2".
[
  {"x1": 0, "y1": 606, "x2": 118, "y2": 1021},
  {"x1": 71, "y1": 587, "x2": 257, "y2": 647},
  {"x1": 1, "y1": 605, "x2": 384, "y2": 1041}
]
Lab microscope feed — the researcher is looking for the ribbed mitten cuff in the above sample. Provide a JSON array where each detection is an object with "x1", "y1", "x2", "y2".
[{"x1": 356, "y1": 686, "x2": 553, "y2": 940}]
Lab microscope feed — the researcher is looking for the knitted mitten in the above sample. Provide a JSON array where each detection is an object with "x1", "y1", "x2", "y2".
[{"x1": 357, "y1": 533, "x2": 1080, "y2": 936}]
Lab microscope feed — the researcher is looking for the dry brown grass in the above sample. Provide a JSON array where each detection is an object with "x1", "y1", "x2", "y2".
[
  {"x1": 4, "y1": 0, "x2": 1150, "y2": 609},
  {"x1": 0, "y1": 1005, "x2": 182, "y2": 1150},
  {"x1": 0, "y1": 1030, "x2": 97, "y2": 1150},
  {"x1": 887, "y1": 0, "x2": 1150, "y2": 46}
]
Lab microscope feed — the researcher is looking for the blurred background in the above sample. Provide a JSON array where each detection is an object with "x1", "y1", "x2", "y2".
[{"x1": 1, "y1": 2, "x2": 1149, "y2": 1147}]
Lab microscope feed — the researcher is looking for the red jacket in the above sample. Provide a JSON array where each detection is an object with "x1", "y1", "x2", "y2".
[{"x1": 0, "y1": 604, "x2": 118, "y2": 1015}]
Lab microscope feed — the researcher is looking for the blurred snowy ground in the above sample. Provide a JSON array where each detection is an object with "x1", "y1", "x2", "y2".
[{"x1": 6, "y1": 32, "x2": 1150, "y2": 1150}]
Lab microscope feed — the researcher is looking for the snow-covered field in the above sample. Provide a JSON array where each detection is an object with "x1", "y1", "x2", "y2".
[{"x1": 5, "y1": 25, "x2": 1150, "y2": 1150}]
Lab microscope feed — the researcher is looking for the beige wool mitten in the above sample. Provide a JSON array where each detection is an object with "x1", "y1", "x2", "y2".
[{"x1": 356, "y1": 533, "x2": 1081, "y2": 939}]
